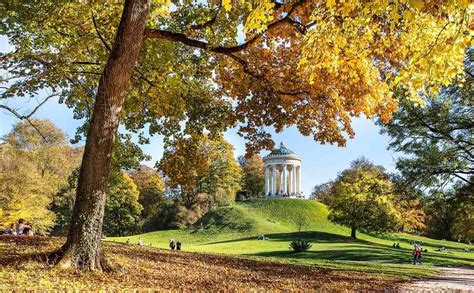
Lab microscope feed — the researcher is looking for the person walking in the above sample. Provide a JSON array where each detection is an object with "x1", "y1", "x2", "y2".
[
  {"x1": 169, "y1": 239, "x2": 176, "y2": 250},
  {"x1": 412, "y1": 244, "x2": 422, "y2": 265},
  {"x1": 176, "y1": 240, "x2": 181, "y2": 251}
]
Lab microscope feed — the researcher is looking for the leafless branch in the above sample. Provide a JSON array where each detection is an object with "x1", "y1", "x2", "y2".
[{"x1": 0, "y1": 94, "x2": 58, "y2": 141}]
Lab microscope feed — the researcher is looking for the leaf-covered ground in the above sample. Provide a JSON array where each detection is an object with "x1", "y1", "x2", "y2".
[{"x1": 0, "y1": 236, "x2": 401, "y2": 291}]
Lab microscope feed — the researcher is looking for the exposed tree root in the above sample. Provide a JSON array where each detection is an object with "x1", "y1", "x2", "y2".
[{"x1": 48, "y1": 245, "x2": 118, "y2": 272}]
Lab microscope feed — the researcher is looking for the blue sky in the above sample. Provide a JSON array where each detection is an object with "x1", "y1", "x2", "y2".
[{"x1": 0, "y1": 36, "x2": 399, "y2": 196}]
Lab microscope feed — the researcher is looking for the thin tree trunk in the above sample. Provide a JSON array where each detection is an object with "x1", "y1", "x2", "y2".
[
  {"x1": 351, "y1": 227, "x2": 357, "y2": 239},
  {"x1": 56, "y1": 0, "x2": 149, "y2": 271}
]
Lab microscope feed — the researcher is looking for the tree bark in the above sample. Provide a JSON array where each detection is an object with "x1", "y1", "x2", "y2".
[
  {"x1": 56, "y1": 0, "x2": 149, "y2": 271},
  {"x1": 351, "y1": 227, "x2": 357, "y2": 239}
]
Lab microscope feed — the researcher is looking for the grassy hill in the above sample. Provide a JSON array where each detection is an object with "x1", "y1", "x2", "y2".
[{"x1": 111, "y1": 199, "x2": 473, "y2": 278}]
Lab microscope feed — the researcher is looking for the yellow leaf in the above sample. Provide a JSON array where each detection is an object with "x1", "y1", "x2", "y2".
[
  {"x1": 403, "y1": 11, "x2": 414, "y2": 21},
  {"x1": 222, "y1": 0, "x2": 231, "y2": 11}
]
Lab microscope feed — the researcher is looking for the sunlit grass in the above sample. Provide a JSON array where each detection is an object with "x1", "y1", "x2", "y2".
[{"x1": 110, "y1": 199, "x2": 473, "y2": 279}]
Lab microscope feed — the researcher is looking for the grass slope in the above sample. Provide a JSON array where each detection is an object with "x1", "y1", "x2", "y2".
[{"x1": 111, "y1": 199, "x2": 473, "y2": 279}]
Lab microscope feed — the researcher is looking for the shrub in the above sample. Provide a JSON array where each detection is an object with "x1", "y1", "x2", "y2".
[{"x1": 290, "y1": 239, "x2": 312, "y2": 252}]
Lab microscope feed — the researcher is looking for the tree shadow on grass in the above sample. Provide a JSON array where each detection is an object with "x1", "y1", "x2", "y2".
[
  {"x1": 379, "y1": 234, "x2": 471, "y2": 250},
  {"x1": 250, "y1": 247, "x2": 410, "y2": 263},
  {"x1": 188, "y1": 207, "x2": 255, "y2": 234},
  {"x1": 248, "y1": 246, "x2": 474, "y2": 267},
  {"x1": 202, "y1": 231, "x2": 379, "y2": 246}
]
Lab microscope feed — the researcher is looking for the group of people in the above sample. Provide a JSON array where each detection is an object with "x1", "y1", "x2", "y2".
[
  {"x1": 2, "y1": 219, "x2": 33, "y2": 236},
  {"x1": 392, "y1": 242, "x2": 425, "y2": 265},
  {"x1": 257, "y1": 234, "x2": 269, "y2": 240},
  {"x1": 124, "y1": 238, "x2": 182, "y2": 250},
  {"x1": 169, "y1": 239, "x2": 181, "y2": 251}
]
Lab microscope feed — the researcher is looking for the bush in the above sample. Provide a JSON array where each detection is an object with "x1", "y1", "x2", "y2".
[{"x1": 289, "y1": 239, "x2": 312, "y2": 252}]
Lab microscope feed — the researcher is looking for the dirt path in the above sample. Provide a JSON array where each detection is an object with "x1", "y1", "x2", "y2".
[{"x1": 402, "y1": 267, "x2": 474, "y2": 292}]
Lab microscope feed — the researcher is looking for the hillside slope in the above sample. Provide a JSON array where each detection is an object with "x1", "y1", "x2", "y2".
[{"x1": 111, "y1": 199, "x2": 473, "y2": 277}]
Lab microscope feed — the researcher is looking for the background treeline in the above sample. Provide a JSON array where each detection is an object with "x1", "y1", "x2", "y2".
[{"x1": 0, "y1": 121, "x2": 265, "y2": 236}]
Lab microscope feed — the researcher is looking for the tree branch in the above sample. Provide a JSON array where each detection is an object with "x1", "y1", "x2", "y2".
[
  {"x1": 92, "y1": 12, "x2": 112, "y2": 52},
  {"x1": 0, "y1": 94, "x2": 58, "y2": 141},
  {"x1": 144, "y1": 0, "x2": 307, "y2": 54},
  {"x1": 187, "y1": 5, "x2": 222, "y2": 31}
]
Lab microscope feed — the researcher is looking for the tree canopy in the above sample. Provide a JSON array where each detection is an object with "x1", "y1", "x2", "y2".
[
  {"x1": 326, "y1": 158, "x2": 400, "y2": 238},
  {"x1": 158, "y1": 135, "x2": 241, "y2": 207},
  {"x1": 1, "y1": 1, "x2": 472, "y2": 151},
  {"x1": 380, "y1": 49, "x2": 473, "y2": 189}
]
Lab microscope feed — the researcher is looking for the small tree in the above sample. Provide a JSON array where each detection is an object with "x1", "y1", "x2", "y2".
[
  {"x1": 158, "y1": 135, "x2": 241, "y2": 208},
  {"x1": 290, "y1": 213, "x2": 312, "y2": 252},
  {"x1": 1, "y1": 120, "x2": 82, "y2": 233},
  {"x1": 294, "y1": 213, "x2": 308, "y2": 235},
  {"x1": 326, "y1": 158, "x2": 399, "y2": 238},
  {"x1": 391, "y1": 175, "x2": 425, "y2": 233}
]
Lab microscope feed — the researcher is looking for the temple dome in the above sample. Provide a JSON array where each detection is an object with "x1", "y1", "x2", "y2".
[{"x1": 263, "y1": 142, "x2": 301, "y2": 161}]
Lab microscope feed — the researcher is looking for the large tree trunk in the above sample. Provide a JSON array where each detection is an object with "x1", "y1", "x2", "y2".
[{"x1": 56, "y1": 0, "x2": 149, "y2": 271}]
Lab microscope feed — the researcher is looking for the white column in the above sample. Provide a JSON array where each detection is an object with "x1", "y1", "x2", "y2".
[
  {"x1": 282, "y1": 164, "x2": 287, "y2": 195},
  {"x1": 297, "y1": 165, "x2": 301, "y2": 193},
  {"x1": 293, "y1": 165, "x2": 297, "y2": 193},
  {"x1": 289, "y1": 166, "x2": 293, "y2": 194},
  {"x1": 291, "y1": 165, "x2": 296, "y2": 193},
  {"x1": 265, "y1": 166, "x2": 269, "y2": 195},
  {"x1": 287, "y1": 166, "x2": 291, "y2": 195},
  {"x1": 271, "y1": 165, "x2": 277, "y2": 195}
]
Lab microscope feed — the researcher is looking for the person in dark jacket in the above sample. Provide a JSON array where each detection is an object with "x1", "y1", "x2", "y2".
[
  {"x1": 176, "y1": 240, "x2": 181, "y2": 251},
  {"x1": 169, "y1": 239, "x2": 176, "y2": 250}
]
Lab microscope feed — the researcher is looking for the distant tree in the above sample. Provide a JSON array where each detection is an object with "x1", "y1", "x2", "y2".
[
  {"x1": 4, "y1": 119, "x2": 82, "y2": 191},
  {"x1": 50, "y1": 169, "x2": 80, "y2": 236},
  {"x1": 158, "y1": 135, "x2": 241, "y2": 208},
  {"x1": 237, "y1": 154, "x2": 265, "y2": 200},
  {"x1": 129, "y1": 166, "x2": 165, "y2": 231},
  {"x1": 0, "y1": 143, "x2": 54, "y2": 233},
  {"x1": 294, "y1": 213, "x2": 308, "y2": 235},
  {"x1": 327, "y1": 158, "x2": 399, "y2": 238},
  {"x1": 424, "y1": 192, "x2": 458, "y2": 241},
  {"x1": 379, "y1": 50, "x2": 473, "y2": 189},
  {"x1": 0, "y1": 120, "x2": 82, "y2": 233},
  {"x1": 310, "y1": 181, "x2": 334, "y2": 204},
  {"x1": 103, "y1": 172, "x2": 143, "y2": 237},
  {"x1": 448, "y1": 181, "x2": 473, "y2": 241},
  {"x1": 452, "y1": 201, "x2": 474, "y2": 242},
  {"x1": 390, "y1": 175, "x2": 425, "y2": 233}
]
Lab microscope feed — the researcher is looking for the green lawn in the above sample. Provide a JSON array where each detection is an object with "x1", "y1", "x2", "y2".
[{"x1": 110, "y1": 199, "x2": 473, "y2": 279}]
